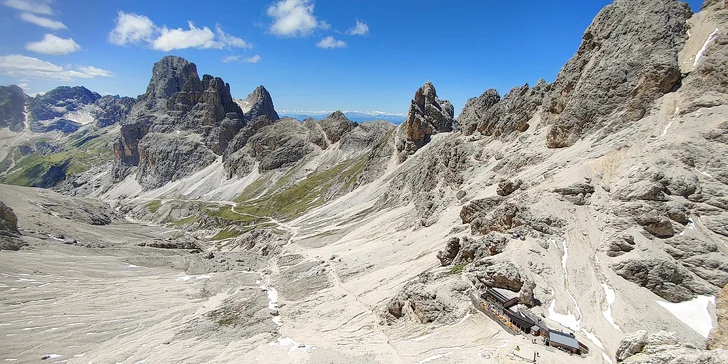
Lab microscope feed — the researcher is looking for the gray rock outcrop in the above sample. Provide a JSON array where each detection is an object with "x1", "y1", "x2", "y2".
[
  {"x1": 112, "y1": 56, "x2": 245, "y2": 188},
  {"x1": 0, "y1": 85, "x2": 27, "y2": 131},
  {"x1": 240, "y1": 85, "x2": 279, "y2": 122},
  {"x1": 616, "y1": 330, "x2": 728, "y2": 363},
  {"x1": 386, "y1": 272, "x2": 470, "y2": 324},
  {"x1": 459, "y1": 81, "x2": 550, "y2": 137},
  {"x1": 319, "y1": 111, "x2": 357, "y2": 144},
  {"x1": 396, "y1": 82, "x2": 455, "y2": 161},
  {"x1": 543, "y1": 0, "x2": 692, "y2": 147},
  {"x1": 611, "y1": 258, "x2": 716, "y2": 302}
]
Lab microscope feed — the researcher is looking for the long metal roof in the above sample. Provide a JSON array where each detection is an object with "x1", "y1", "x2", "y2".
[{"x1": 549, "y1": 332, "x2": 579, "y2": 349}]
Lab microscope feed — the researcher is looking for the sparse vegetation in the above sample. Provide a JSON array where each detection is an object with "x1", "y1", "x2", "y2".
[
  {"x1": 449, "y1": 263, "x2": 468, "y2": 274},
  {"x1": 210, "y1": 227, "x2": 241, "y2": 241},
  {"x1": 146, "y1": 199, "x2": 161, "y2": 213},
  {"x1": 172, "y1": 215, "x2": 201, "y2": 226},
  {"x1": 233, "y1": 154, "x2": 370, "y2": 221}
]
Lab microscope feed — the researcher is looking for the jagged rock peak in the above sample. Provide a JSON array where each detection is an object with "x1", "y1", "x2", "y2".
[
  {"x1": 543, "y1": 0, "x2": 692, "y2": 148},
  {"x1": 326, "y1": 110, "x2": 348, "y2": 121},
  {"x1": 320, "y1": 110, "x2": 357, "y2": 144},
  {"x1": 242, "y1": 85, "x2": 279, "y2": 122},
  {"x1": 396, "y1": 81, "x2": 455, "y2": 162},
  {"x1": 144, "y1": 55, "x2": 199, "y2": 100}
]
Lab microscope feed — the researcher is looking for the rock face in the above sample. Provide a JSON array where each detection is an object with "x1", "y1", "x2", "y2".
[
  {"x1": 0, "y1": 201, "x2": 25, "y2": 251},
  {"x1": 27, "y1": 86, "x2": 102, "y2": 133},
  {"x1": 112, "y1": 56, "x2": 245, "y2": 188},
  {"x1": 238, "y1": 86, "x2": 279, "y2": 122},
  {"x1": 459, "y1": 81, "x2": 550, "y2": 137},
  {"x1": 708, "y1": 284, "x2": 728, "y2": 350},
  {"x1": 611, "y1": 258, "x2": 715, "y2": 302},
  {"x1": 0, "y1": 201, "x2": 18, "y2": 234},
  {"x1": 93, "y1": 95, "x2": 135, "y2": 127},
  {"x1": 319, "y1": 111, "x2": 358, "y2": 144},
  {"x1": 386, "y1": 272, "x2": 470, "y2": 324},
  {"x1": 543, "y1": 0, "x2": 692, "y2": 147},
  {"x1": 0, "y1": 85, "x2": 27, "y2": 131},
  {"x1": 616, "y1": 330, "x2": 728, "y2": 363},
  {"x1": 396, "y1": 82, "x2": 455, "y2": 161}
]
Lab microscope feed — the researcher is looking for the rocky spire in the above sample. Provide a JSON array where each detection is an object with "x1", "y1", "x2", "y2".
[
  {"x1": 396, "y1": 81, "x2": 455, "y2": 162},
  {"x1": 243, "y1": 85, "x2": 279, "y2": 122}
]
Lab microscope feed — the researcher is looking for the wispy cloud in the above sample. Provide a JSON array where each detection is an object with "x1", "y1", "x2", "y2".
[
  {"x1": 109, "y1": 12, "x2": 250, "y2": 51},
  {"x1": 0, "y1": 54, "x2": 114, "y2": 81},
  {"x1": 346, "y1": 19, "x2": 368, "y2": 36},
  {"x1": 222, "y1": 54, "x2": 261, "y2": 63},
  {"x1": 108, "y1": 11, "x2": 156, "y2": 45},
  {"x1": 267, "y1": 0, "x2": 327, "y2": 37},
  {"x1": 317, "y1": 36, "x2": 346, "y2": 49},
  {"x1": 2, "y1": 0, "x2": 52, "y2": 15},
  {"x1": 26, "y1": 34, "x2": 81, "y2": 55},
  {"x1": 19, "y1": 12, "x2": 65, "y2": 29}
]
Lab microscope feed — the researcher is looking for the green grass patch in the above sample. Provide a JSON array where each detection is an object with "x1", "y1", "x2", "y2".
[
  {"x1": 146, "y1": 199, "x2": 161, "y2": 213},
  {"x1": 449, "y1": 263, "x2": 468, "y2": 274},
  {"x1": 172, "y1": 215, "x2": 201, "y2": 226},
  {"x1": 234, "y1": 154, "x2": 369, "y2": 221},
  {"x1": 210, "y1": 227, "x2": 241, "y2": 241},
  {"x1": 234, "y1": 177, "x2": 269, "y2": 203}
]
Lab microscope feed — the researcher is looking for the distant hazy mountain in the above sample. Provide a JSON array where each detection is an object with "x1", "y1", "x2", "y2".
[{"x1": 280, "y1": 110, "x2": 406, "y2": 124}]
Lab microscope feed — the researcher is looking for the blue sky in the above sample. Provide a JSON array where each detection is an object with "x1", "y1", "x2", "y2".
[{"x1": 0, "y1": 0, "x2": 704, "y2": 115}]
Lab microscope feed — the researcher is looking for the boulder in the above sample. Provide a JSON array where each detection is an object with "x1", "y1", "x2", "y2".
[
  {"x1": 469, "y1": 260, "x2": 525, "y2": 292},
  {"x1": 496, "y1": 179, "x2": 522, "y2": 196},
  {"x1": 436, "y1": 237, "x2": 461, "y2": 266},
  {"x1": 553, "y1": 182, "x2": 595, "y2": 205},
  {"x1": 0, "y1": 201, "x2": 19, "y2": 235}
]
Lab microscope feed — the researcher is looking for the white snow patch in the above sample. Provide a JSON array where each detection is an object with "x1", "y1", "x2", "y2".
[
  {"x1": 694, "y1": 28, "x2": 719, "y2": 66},
  {"x1": 560, "y1": 240, "x2": 569, "y2": 276},
  {"x1": 602, "y1": 352, "x2": 613, "y2": 364},
  {"x1": 548, "y1": 299, "x2": 580, "y2": 331},
  {"x1": 409, "y1": 332, "x2": 438, "y2": 342},
  {"x1": 601, "y1": 282, "x2": 621, "y2": 332},
  {"x1": 272, "y1": 316, "x2": 281, "y2": 325},
  {"x1": 695, "y1": 168, "x2": 714, "y2": 178},
  {"x1": 269, "y1": 336, "x2": 312, "y2": 354},
  {"x1": 454, "y1": 313, "x2": 472, "y2": 326},
  {"x1": 680, "y1": 218, "x2": 695, "y2": 236},
  {"x1": 266, "y1": 286, "x2": 278, "y2": 311},
  {"x1": 585, "y1": 330, "x2": 605, "y2": 350},
  {"x1": 656, "y1": 295, "x2": 715, "y2": 338},
  {"x1": 44, "y1": 354, "x2": 62, "y2": 359},
  {"x1": 126, "y1": 264, "x2": 139, "y2": 268},
  {"x1": 418, "y1": 352, "x2": 454, "y2": 364},
  {"x1": 662, "y1": 121, "x2": 673, "y2": 136}
]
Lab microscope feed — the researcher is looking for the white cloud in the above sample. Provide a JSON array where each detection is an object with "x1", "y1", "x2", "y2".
[
  {"x1": 26, "y1": 34, "x2": 81, "y2": 55},
  {"x1": 109, "y1": 11, "x2": 156, "y2": 46},
  {"x1": 0, "y1": 54, "x2": 114, "y2": 81},
  {"x1": 19, "y1": 12, "x2": 65, "y2": 29},
  {"x1": 222, "y1": 54, "x2": 261, "y2": 63},
  {"x1": 346, "y1": 19, "x2": 369, "y2": 36},
  {"x1": 109, "y1": 12, "x2": 250, "y2": 51},
  {"x1": 216, "y1": 25, "x2": 250, "y2": 49},
  {"x1": 152, "y1": 22, "x2": 222, "y2": 51},
  {"x1": 316, "y1": 36, "x2": 346, "y2": 49},
  {"x1": 267, "y1": 0, "x2": 326, "y2": 37},
  {"x1": 244, "y1": 54, "x2": 261, "y2": 63},
  {"x1": 2, "y1": 0, "x2": 52, "y2": 15}
]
